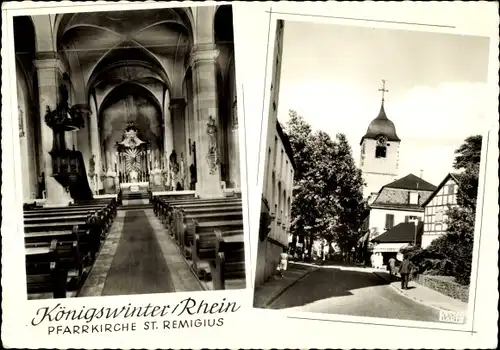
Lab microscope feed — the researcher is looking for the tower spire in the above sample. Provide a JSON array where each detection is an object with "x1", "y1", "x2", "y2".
[{"x1": 378, "y1": 79, "x2": 389, "y2": 104}]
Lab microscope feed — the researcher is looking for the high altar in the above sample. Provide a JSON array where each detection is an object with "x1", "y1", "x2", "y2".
[
  {"x1": 98, "y1": 122, "x2": 191, "y2": 195},
  {"x1": 115, "y1": 122, "x2": 150, "y2": 193}
]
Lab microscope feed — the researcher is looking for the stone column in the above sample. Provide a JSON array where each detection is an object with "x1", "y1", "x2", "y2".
[
  {"x1": 229, "y1": 100, "x2": 241, "y2": 190},
  {"x1": 163, "y1": 89, "x2": 174, "y2": 167},
  {"x1": 169, "y1": 98, "x2": 186, "y2": 158},
  {"x1": 189, "y1": 46, "x2": 223, "y2": 198},
  {"x1": 34, "y1": 57, "x2": 73, "y2": 206},
  {"x1": 89, "y1": 91, "x2": 101, "y2": 194}
]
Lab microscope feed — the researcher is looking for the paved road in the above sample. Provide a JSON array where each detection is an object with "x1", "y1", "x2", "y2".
[{"x1": 269, "y1": 267, "x2": 440, "y2": 322}]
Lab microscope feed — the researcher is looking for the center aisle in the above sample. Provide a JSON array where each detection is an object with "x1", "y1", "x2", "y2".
[{"x1": 101, "y1": 210, "x2": 175, "y2": 296}]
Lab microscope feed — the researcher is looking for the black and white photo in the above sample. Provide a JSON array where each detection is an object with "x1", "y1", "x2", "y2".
[
  {"x1": 253, "y1": 18, "x2": 492, "y2": 325},
  {"x1": 9, "y1": 3, "x2": 246, "y2": 300}
]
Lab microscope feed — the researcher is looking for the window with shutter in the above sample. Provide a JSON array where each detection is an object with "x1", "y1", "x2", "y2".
[{"x1": 385, "y1": 214, "x2": 394, "y2": 230}]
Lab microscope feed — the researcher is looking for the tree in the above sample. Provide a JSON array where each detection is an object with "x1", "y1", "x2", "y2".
[
  {"x1": 286, "y1": 110, "x2": 367, "y2": 261},
  {"x1": 453, "y1": 135, "x2": 482, "y2": 210},
  {"x1": 286, "y1": 110, "x2": 317, "y2": 255},
  {"x1": 405, "y1": 135, "x2": 481, "y2": 285},
  {"x1": 444, "y1": 134, "x2": 481, "y2": 284},
  {"x1": 328, "y1": 133, "x2": 368, "y2": 258}
]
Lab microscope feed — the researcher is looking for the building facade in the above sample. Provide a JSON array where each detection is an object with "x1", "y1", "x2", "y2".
[
  {"x1": 364, "y1": 174, "x2": 437, "y2": 240},
  {"x1": 421, "y1": 173, "x2": 460, "y2": 248},
  {"x1": 255, "y1": 20, "x2": 295, "y2": 287},
  {"x1": 14, "y1": 6, "x2": 240, "y2": 205}
]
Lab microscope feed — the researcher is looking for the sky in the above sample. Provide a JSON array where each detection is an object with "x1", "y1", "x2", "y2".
[{"x1": 276, "y1": 21, "x2": 491, "y2": 187}]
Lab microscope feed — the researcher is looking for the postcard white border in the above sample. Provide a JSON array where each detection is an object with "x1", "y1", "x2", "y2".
[
  {"x1": 1, "y1": 1, "x2": 254, "y2": 348},
  {"x1": 250, "y1": 2, "x2": 499, "y2": 348}
]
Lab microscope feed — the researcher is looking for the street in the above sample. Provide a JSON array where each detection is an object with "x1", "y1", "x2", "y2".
[{"x1": 268, "y1": 266, "x2": 440, "y2": 322}]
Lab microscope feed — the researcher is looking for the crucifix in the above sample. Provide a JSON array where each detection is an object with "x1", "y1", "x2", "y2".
[{"x1": 378, "y1": 79, "x2": 389, "y2": 102}]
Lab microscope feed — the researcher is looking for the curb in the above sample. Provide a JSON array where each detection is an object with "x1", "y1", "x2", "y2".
[
  {"x1": 264, "y1": 266, "x2": 318, "y2": 308},
  {"x1": 373, "y1": 272, "x2": 465, "y2": 315}
]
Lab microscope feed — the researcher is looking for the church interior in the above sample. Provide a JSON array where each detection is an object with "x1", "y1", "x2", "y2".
[{"x1": 15, "y1": 5, "x2": 246, "y2": 299}]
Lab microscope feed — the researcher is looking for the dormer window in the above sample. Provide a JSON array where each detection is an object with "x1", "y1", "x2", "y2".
[{"x1": 409, "y1": 192, "x2": 419, "y2": 205}]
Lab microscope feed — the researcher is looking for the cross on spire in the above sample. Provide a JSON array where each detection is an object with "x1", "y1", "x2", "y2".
[{"x1": 378, "y1": 79, "x2": 389, "y2": 103}]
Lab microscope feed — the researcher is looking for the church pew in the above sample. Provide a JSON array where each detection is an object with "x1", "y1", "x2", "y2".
[
  {"x1": 24, "y1": 213, "x2": 94, "y2": 225},
  {"x1": 209, "y1": 230, "x2": 246, "y2": 290},
  {"x1": 26, "y1": 244, "x2": 68, "y2": 298},
  {"x1": 24, "y1": 205, "x2": 114, "y2": 232},
  {"x1": 154, "y1": 196, "x2": 241, "y2": 218},
  {"x1": 172, "y1": 205, "x2": 243, "y2": 241},
  {"x1": 24, "y1": 218, "x2": 103, "y2": 263},
  {"x1": 151, "y1": 194, "x2": 196, "y2": 212},
  {"x1": 174, "y1": 211, "x2": 243, "y2": 246},
  {"x1": 26, "y1": 238, "x2": 84, "y2": 289},
  {"x1": 160, "y1": 199, "x2": 242, "y2": 226},
  {"x1": 24, "y1": 204, "x2": 114, "y2": 220},
  {"x1": 153, "y1": 196, "x2": 233, "y2": 221},
  {"x1": 182, "y1": 219, "x2": 244, "y2": 258},
  {"x1": 162, "y1": 198, "x2": 242, "y2": 235},
  {"x1": 30, "y1": 201, "x2": 116, "y2": 214},
  {"x1": 192, "y1": 229, "x2": 243, "y2": 274},
  {"x1": 24, "y1": 211, "x2": 110, "y2": 232}
]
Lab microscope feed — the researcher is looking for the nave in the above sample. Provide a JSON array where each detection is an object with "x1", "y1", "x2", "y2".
[{"x1": 26, "y1": 193, "x2": 245, "y2": 299}]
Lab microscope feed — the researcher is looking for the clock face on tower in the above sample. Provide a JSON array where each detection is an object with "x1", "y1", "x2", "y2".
[{"x1": 377, "y1": 135, "x2": 388, "y2": 146}]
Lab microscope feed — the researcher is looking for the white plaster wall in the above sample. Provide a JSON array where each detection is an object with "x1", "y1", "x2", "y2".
[
  {"x1": 369, "y1": 208, "x2": 424, "y2": 237},
  {"x1": 361, "y1": 138, "x2": 400, "y2": 196},
  {"x1": 255, "y1": 229, "x2": 283, "y2": 287},
  {"x1": 255, "y1": 21, "x2": 292, "y2": 287},
  {"x1": 17, "y1": 72, "x2": 38, "y2": 202}
]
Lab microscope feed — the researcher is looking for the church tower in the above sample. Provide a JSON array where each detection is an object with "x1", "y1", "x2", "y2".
[{"x1": 360, "y1": 80, "x2": 401, "y2": 201}]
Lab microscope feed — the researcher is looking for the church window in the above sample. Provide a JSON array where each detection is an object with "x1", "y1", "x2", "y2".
[
  {"x1": 385, "y1": 214, "x2": 394, "y2": 230},
  {"x1": 273, "y1": 136, "x2": 278, "y2": 166},
  {"x1": 375, "y1": 145, "x2": 387, "y2": 158},
  {"x1": 409, "y1": 192, "x2": 419, "y2": 205}
]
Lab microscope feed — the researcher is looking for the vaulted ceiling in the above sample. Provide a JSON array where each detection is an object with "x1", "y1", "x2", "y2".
[{"x1": 57, "y1": 8, "x2": 193, "y2": 98}]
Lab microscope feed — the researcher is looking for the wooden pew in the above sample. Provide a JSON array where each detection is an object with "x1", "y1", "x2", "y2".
[
  {"x1": 176, "y1": 210, "x2": 243, "y2": 246},
  {"x1": 24, "y1": 219, "x2": 102, "y2": 263},
  {"x1": 192, "y1": 229, "x2": 243, "y2": 273},
  {"x1": 156, "y1": 197, "x2": 241, "y2": 224},
  {"x1": 209, "y1": 230, "x2": 245, "y2": 290},
  {"x1": 162, "y1": 199, "x2": 242, "y2": 227},
  {"x1": 26, "y1": 238, "x2": 84, "y2": 290},
  {"x1": 26, "y1": 242, "x2": 68, "y2": 298},
  {"x1": 172, "y1": 205, "x2": 242, "y2": 242},
  {"x1": 24, "y1": 204, "x2": 114, "y2": 232},
  {"x1": 183, "y1": 219, "x2": 243, "y2": 258}
]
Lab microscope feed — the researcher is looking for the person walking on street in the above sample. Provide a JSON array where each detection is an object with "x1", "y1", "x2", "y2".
[
  {"x1": 277, "y1": 247, "x2": 289, "y2": 278},
  {"x1": 388, "y1": 257, "x2": 397, "y2": 279},
  {"x1": 399, "y1": 255, "x2": 411, "y2": 289},
  {"x1": 280, "y1": 247, "x2": 288, "y2": 273}
]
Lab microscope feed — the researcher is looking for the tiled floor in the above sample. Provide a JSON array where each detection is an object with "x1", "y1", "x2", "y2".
[{"x1": 78, "y1": 211, "x2": 125, "y2": 297}]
